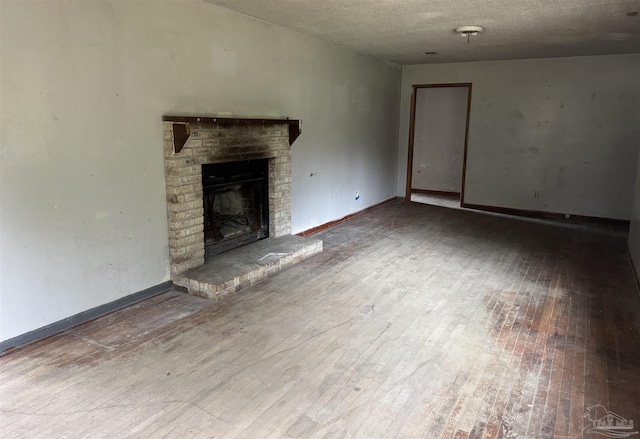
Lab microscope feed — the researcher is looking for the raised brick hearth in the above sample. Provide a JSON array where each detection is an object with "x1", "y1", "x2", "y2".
[{"x1": 162, "y1": 116, "x2": 322, "y2": 299}]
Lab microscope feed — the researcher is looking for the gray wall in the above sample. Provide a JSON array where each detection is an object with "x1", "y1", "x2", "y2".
[
  {"x1": 630, "y1": 153, "x2": 640, "y2": 284},
  {"x1": 0, "y1": 1, "x2": 401, "y2": 342},
  {"x1": 411, "y1": 87, "x2": 468, "y2": 193},
  {"x1": 398, "y1": 55, "x2": 640, "y2": 219}
]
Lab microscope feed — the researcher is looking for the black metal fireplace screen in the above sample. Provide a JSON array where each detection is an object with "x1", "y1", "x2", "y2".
[{"x1": 202, "y1": 159, "x2": 269, "y2": 258}]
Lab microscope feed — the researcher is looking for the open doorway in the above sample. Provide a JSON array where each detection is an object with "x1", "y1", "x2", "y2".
[{"x1": 406, "y1": 83, "x2": 472, "y2": 209}]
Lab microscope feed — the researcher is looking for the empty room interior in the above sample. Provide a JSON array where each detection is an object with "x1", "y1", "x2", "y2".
[{"x1": 1, "y1": 1, "x2": 640, "y2": 438}]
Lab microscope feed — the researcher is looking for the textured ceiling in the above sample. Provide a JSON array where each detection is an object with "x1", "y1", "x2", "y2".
[{"x1": 202, "y1": 0, "x2": 640, "y2": 64}]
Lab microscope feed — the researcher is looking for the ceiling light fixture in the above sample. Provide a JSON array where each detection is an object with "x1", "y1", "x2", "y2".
[{"x1": 455, "y1": 25, "x2": 484, "y2": 43}]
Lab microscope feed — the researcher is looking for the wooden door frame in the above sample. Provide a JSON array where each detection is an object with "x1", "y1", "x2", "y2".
[{"x1": 405, "y1": 83, "x2": 473, "y2": 204}]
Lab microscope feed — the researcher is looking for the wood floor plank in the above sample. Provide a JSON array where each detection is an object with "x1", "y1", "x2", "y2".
[{"x1": 1, "y1": 201, "x2": 638, "y2": 438}]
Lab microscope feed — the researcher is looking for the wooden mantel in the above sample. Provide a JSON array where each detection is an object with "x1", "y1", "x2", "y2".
[{"x1": 163, "y1": 115, "x2": 302, "y2": 154}]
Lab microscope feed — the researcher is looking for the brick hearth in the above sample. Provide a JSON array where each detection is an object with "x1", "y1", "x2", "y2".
[
  {"x1": 172, "y1": 235, "x2": 322, "y2": 300},
  {"x1": 163, "y1": 119, "x2": 295, "y2": 275},
  {"x1": 162, "y1": 116, "x2": 322, "y2": 299}
]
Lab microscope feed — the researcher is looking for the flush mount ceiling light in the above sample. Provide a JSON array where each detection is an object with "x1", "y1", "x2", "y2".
[{"x1": 455, "y1": 25, "x2": 484, "y2": 43}]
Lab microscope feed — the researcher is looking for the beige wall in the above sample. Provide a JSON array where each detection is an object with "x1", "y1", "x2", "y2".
[
  {"x1": 399, "y1": 55, "x2": 640, "y2": 220},
  {"x1": 0, "y1": 1, "x2": 401, "y2": 341}
]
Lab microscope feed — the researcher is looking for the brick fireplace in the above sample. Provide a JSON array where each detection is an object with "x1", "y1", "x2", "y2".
[{"x1": 162, "y1": 116, "x2": 301, "y2": 277}]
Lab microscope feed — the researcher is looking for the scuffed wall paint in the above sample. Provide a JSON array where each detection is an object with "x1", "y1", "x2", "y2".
[
  {"x1": 0, "y1": 1, "x2": 401, "y2": 341},
  {"x1": 629, "y1": 154, "x2": 640, "y2": 285},
  {"x1": 398, "y1": 54, "x2": 640, "y2": 220}
]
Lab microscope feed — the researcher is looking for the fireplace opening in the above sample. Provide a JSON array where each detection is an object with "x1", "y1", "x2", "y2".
[{"x1": 202, "y1": 159, "x2": 269, "y2": 259}]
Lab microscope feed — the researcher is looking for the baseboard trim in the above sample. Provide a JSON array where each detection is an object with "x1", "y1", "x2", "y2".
[
  {"x1": 0, "y1": 280, "x2": 173, "y2": 356},
  {"x1": 411, "y1": 189, "x2": 460, "y2": 197},
  {"x1": 628, "y1": 245, "x2": 640, "y2": 298},
  {"x1": 461, "y1": 202, "x2": 630, "y2": 228},
  {"x1": 298, "y1": 197, "x2": 398, "y2": 236}
]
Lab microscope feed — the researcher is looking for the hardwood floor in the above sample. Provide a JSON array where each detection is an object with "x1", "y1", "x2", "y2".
[{"x1": 1, "y1": 200, "x2": 639, "y2": 439}]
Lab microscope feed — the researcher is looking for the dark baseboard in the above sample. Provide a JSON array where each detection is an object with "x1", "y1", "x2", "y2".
[
  {"x1": 298, "y1": 197, "x2": 398, "y2": 236},
  {"x1": 628, "y1": 245, "x2": 640, "y2": 298},
  {"x1": 461, "y1": 202, "x2": 630, "y2": 229},
  {"x1": 0, "y1": 281, "x2": 173, "y2": 356},
  {"x1": 412, "y1": 189, "x2": 460, "y2": 197}
]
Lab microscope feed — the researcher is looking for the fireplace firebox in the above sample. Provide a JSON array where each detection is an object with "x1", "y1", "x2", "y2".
[{"x1": 202, "y1": 159, "x2": 269, "y2": 258}]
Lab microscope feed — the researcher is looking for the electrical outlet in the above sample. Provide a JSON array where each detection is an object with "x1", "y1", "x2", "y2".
[{"x1": 533, "y1": 191, "x2": 539, "y2": 199}]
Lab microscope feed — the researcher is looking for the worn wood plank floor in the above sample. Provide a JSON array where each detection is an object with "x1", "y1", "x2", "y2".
[{"x1": 1, "y1": 201, "x2": 639, "y2": 439}]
